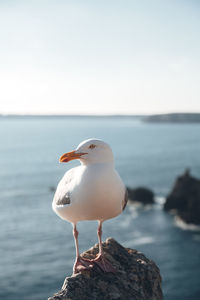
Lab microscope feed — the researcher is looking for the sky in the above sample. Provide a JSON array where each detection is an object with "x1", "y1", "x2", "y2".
[{"x1": 0, "y1": 0, "x2": 200, "y2": 115}]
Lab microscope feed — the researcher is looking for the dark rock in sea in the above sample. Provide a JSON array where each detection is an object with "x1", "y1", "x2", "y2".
[
  {"x1": 48, "y1": 238, "x2": 162, "y2": 300},
  {"x1": 49, "y1": 186, "x2": 56, "y2": 192},
  {"x1": 127, "y1": 187, "x2": 154, "y2": 204},
  {"x1": 164, "y1": 169, "x2": 200, "y2": 224}
]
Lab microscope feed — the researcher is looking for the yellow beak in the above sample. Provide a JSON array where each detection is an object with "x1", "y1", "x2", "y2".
[{"x1": 59, "y1": 150, "x2": 87, "y2": 163}]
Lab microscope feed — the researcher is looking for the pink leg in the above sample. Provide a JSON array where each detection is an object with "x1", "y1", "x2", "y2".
[
  {"x1": 72, "y1": 223, "x2": 93, "y2": 274},
  {"x1": 93, "y1": 221, "x2": 117, "y2": 273},
  {"x1": 73, "y1": 223, "x2": 80, "y2": 258},
  {"x1": 96, "y1": 220, "x2": 103, "y2": 258}
]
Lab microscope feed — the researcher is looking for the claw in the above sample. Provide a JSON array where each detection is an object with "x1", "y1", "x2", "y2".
[
  {"x1": 73, "y1": 256, "x2": 94, "y2": 274},
  {"x1": 93, "y1": 255, "x2": 117, "y2": 273}
]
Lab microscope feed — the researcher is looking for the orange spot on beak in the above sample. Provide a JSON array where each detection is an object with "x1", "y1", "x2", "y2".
[{"x1": 59, "y1": 150, "x2": 87, "y2": 163}]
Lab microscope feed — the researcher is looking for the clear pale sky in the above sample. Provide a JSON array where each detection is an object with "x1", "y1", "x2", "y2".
[{"x1": 0, "y1": 0, "x2": 200, "y2": 115}]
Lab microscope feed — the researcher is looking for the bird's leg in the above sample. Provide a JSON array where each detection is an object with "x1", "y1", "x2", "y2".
[
  {"x1": 72, "y1": 223, "x2": 93, "y2": 274},
  {"x1": 73, "y1": 223, "x2": 80, "y2": 258},
  {"x1": 93, "y1": 221, "x2": 117, "y2": 273},
  {"x1": 96, "y1": 220, "x2": 103, "y2": 259}
]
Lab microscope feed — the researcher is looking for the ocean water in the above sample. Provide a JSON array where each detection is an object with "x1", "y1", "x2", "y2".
[{"x1": 0, "y1": 116, "x2": 200, "y2": 300}]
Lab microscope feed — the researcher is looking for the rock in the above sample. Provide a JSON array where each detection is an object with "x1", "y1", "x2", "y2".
[
  {"x1": 164, "y1": 169, "x2": 200, "y2": 224},
  {"x1": 127, "y1": 187, "x2": 154, "y2": 204},
  {"x1": 49, "y1": 186, "x2": 56, "y2": 192},
  {"x1": 49, "y1": 238, "x2": 162, "y2": 300}
]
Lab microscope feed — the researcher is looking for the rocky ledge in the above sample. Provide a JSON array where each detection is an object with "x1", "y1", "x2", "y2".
[{"x1": 49, "y1": 238, "x2": 162, "y2": 300}]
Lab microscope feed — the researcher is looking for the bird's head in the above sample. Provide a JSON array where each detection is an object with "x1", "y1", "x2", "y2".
[{"x1": 59, "y1": 138, "x2": 114, "y2": 165}]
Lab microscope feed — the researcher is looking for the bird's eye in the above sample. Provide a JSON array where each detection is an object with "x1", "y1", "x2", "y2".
[{"x1": 89, "y1": 144, "x2": 96, "y2": 149}]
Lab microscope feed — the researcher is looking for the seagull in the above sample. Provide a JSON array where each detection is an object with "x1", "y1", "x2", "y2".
[{"x1": 52, "y1": 138, "x2": 128, "y2": 274}]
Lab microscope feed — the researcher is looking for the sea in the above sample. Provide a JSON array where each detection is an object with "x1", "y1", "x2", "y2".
[{"x1": 0, "y1": 116, "x2": 200, "y2": 300}]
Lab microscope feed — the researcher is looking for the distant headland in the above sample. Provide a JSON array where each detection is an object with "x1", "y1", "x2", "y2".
[{"x1": 143, "y1": 113, "x2": 200, "y2": 123}]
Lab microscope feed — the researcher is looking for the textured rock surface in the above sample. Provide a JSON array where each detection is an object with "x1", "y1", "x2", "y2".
[
  {"x1": 127, "y1": 187, "x2": 154, "y2": 204},
  {"x1": 49, "y1": 238, "x2": 162, "y2": 300},
  {"x1": 164, "y1": 169, "x2": 200, "y2": 224}
]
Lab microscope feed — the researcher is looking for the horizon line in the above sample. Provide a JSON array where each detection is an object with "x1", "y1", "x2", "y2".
[{"x1": 1, "y1": 112, "x2": 200, "y2": 117}]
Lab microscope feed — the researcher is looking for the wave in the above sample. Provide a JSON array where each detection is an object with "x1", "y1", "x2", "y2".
[
  {"x1": 174, "y1": 216, "x2": 200, "y2": 231},
  {"x1": 127, "y1": 205, "x2": 139, "y2": 218},
  {"x1": 133, "y1": 236, "x2": 155, "y2": 246},
  {"x1": 127, "y1": 196, "x2": 166, "y2": 212},
  {"x1": 154, "y1": 196, "x2": 166, "y2": 206}
]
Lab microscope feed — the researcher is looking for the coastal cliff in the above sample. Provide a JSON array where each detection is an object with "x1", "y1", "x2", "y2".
[{"x1": 49, "y1": 238, "x2": 162, "y2": 300}]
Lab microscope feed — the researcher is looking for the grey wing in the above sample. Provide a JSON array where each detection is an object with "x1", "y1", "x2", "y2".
[
  {"x1": 56, "y1": 193, "x2": 71, "y2": 205},
  {"x1": 54, "y1": 169, "x2": 75, "y2": 206},
  {"x1": 122, "y1": 188, "x2": 128, "y2": 211}
]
